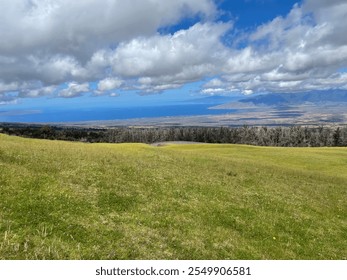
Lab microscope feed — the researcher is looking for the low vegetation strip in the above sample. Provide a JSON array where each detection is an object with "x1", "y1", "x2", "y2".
[
  {"x1": 0, "y1": 133, "x2": 346, "y2": 259},
  {"x1": 1, "y1": 124, "x2": 347, "y2": 147}
]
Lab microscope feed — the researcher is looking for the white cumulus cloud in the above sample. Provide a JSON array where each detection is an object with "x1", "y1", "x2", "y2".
[
  {"x1": 1, "y1": 0, "x2": 347, "y2": 104},
  {"x1": 203, "y1": 0, "x2": 347, "y2": 94},
  {"x1": 58, "y1": 82, "x2": 90, "y2": 98},
  {"x1": 0, "y1": 0, "x2": 216, "y2": 100},
  {"x1": 97, "y1": 77, "x2": 123, "y2": 92}
]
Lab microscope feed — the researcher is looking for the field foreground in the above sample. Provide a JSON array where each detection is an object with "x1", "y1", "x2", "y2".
[{"x1": 0, "y1": 134, "x2": 346, "y2": 259}]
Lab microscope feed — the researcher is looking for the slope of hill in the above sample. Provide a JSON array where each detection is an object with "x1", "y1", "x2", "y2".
[{"x1": 0, "y1": 134, "x2": 346, "y2": 259}]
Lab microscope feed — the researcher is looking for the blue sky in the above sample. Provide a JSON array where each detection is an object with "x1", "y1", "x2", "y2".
[
  {"x1": 218, "y1": 0, "x2": 297, "y2": 28},
  {"x1": 0, "y1": 0, "x2": 347, "y2": 122}
]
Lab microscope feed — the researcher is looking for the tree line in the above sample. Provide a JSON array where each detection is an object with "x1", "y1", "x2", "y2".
[{"x1": 1, "y1": 124, "x2": 347, "y2": 147}]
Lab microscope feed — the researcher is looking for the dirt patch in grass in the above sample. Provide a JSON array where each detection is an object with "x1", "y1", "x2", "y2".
[{"x1": 151, "y1": 141, "x2": 204, "y2": 147}]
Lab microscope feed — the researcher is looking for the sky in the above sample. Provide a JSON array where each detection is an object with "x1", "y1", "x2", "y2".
[{"x1": 1, "y1": 0, "x2": 347, "y2": 121}]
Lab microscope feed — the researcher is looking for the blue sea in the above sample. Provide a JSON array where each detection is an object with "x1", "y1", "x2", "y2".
[{"x1": 0, "y1": 104, "x2": 234, "y2": 123}]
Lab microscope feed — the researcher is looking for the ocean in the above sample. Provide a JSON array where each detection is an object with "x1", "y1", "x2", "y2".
[{"x1": 0, "y1": 103, "x2": 234, "y2": 123}]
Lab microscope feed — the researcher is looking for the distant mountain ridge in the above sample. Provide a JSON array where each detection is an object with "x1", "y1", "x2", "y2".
[{"x1": 238, "y1": 90, "x2": 347, "y2": 106}]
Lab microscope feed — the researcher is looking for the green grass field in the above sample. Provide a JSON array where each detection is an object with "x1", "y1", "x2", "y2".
[{"x1": 0, "y1": 133, "x2": 346, "y2": 260}]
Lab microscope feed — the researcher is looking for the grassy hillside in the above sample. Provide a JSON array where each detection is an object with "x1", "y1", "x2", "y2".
[{"x1": 0, "y1": 133, "x2": 346, "y2": 260}]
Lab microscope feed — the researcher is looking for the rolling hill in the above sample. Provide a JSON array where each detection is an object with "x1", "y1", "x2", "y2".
[{"x1": 0, "y1": 134, "x2": 346, "y2": 259}]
